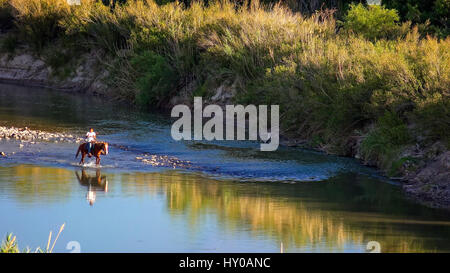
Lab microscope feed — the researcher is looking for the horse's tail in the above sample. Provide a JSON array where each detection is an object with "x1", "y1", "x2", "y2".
[{"x1": 75, "y1": 145, "x2": 81, "y2": 159}]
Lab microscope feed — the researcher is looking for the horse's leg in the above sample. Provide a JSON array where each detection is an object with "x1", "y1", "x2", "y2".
[
  {"x1": 96, "y1": 156, "x2": 100, "y2": 166},
  {"x1": 80, "y1": 153, "x2": 85, "y2": 165}
]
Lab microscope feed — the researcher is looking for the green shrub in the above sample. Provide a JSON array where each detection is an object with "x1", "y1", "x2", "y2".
[
  {"x1": 60, "y1": 1, "x2": 132, "y2": 54},
  {"x1": 1, "y1": 33, "x2": 18, "y2": 53},
  {"x1": 361, "y1": 111, "x2": 412, "y2": 165},
  {"x1": 343, "y1": 3, "x2": 405, "y2": 40},
  {"x1": 0, "y1": 234, "x2": 19, "y2": 253},
  {"x1": 414, "y1": 98, "x2": 450, "y2": 147},
  {"x1": 434, "y1": 0, "x2": 450, "y2": 37},
  {"x1": 382, "y1": 0, "x2": 450, "y2": 38},
  {"x1": 9, "y1": 0, "x2": 71, "y2": 51},
  {"x1": 131, "y1": 50, "x2": 177, "y2": 107}
]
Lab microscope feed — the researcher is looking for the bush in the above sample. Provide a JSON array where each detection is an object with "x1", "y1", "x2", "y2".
[
  {"x1": 130, "y1": 50, "x2": 177, "y2": 107},
  {"x1": 382, "y1": 0, "x2": 450, "y2": 38},
  {"x1": 59, "y1": 0, "x2": 132, "y2": 54},
  {"x1": 9, "y1": 0, "x2": 70, "y2": 51},
  {"x1": 414, "y1": 97, "x2": 450, "y2": 147},
  {"x1": 343, "y1": 3, "x2": 406, "y2": 40},
  {"x1": 360, "y1": 111, "x2": 412, "y2": 166},
  {"x1": 1, "y1": 33, "x2": 18, "y2": 53}
]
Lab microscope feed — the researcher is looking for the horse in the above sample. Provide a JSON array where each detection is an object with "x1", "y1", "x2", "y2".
[
  {"x1": 75, "y1": 142, "x2": 109, "y2": 166},
  {"x1": 75, "y1": 169, "x2": 108, "y2": 206},
  {"x1": 75, "y1": 169, "x2": 108, "y2": 191}
]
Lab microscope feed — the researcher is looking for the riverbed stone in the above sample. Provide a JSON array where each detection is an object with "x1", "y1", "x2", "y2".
[{"x1": 0, "y1": 126, "x2": 81, "y2": 144}]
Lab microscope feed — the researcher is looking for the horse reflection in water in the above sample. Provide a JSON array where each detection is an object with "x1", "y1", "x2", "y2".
[{"x1": 75, "y1": 169, "x2": 108, "y2": 206}]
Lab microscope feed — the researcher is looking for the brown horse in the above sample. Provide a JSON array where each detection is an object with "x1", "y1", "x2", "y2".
[
  {"x1": 75, "y1": 142, "x2": 109, "y2": 165},
  {"x1": 75, "y1": 169, "x2": 108, "y2": 206}
]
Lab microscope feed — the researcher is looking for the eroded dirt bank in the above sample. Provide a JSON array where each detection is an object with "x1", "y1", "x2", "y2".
[{"x1": 0, "y1": 52, "x2": 108, "y2": 94}]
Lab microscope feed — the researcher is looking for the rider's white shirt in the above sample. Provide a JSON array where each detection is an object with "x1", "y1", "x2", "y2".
[{"x1": 86, "y1": 132, "x2": 96, "y2": 142}]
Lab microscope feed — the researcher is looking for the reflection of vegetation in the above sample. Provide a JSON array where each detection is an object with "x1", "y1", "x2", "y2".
[
  {"x1": 189, "y1": 142, "x2": 340, "y2": 164},
  {"x1": 0, "y1": 83, "x2": 162, "y2": 133},
  {"x1": 0, "y1": 165, "x2": 75, "y2": 204},
  {"x1": 120, "y1": 171, "x2": 450, "y2": 252},
  {"x1": 2, "y1": 164, "x2": 449, "y2": 252},
  {"x1": 0, "y1": 165, "x2": 114, "y2": 205}
]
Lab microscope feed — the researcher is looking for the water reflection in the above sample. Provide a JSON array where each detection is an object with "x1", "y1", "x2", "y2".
[
  {"x1": 120, "y1": 171, "x2": 450, "y2": 252},
  {"x1": 75, "y1": 169, "x2": 108, "y2": 206},
  {"x1": 0, "y1": 83, "x2": 169, "y2": 133},
  {"x1": 1, "y1": 165, "x2": 450, "y2": 252},
  {"x1": 0, "y1": 165, "x2": 74, "y2": 204}
]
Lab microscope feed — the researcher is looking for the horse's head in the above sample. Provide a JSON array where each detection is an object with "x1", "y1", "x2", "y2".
[{"x1": 101, "y1": 142, "x2": 109, "y2": 155}]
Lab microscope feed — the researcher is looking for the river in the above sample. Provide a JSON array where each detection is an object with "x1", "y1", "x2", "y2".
[{"x1": 0, "y1": 83, "x2": 449, "y2": 253}]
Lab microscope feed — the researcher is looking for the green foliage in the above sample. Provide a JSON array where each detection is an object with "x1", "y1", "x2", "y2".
[
  {"x1": 9, "y1": 0, "x2": 70, "y2": 52},
  {"x1": 193, "y1": 84, "x2": 209, "y2": 97},
  {"x1": 382, "y1": 0, "x2": 450, "y2": 37},
  {"x1": 361, "y1": 112, "x2": 411, "y2": 164},
  {"x1": 1, "y1": 33, "x2": 18, "y2": 54},
  {"x1": 414, "y1": 98, "x2": 450, "y2": 146},
  {"x1": 388, "y1": 156, "x2": 419, "y2": 177},
  {"x1": 0, "y1": 234, "x2": 19, "y2": 253},
  {"x1": 44, "y1": 51, "x2": 75, "y2": 79},
  {"x1": 60, "y1": 1, "x2": 132, "y2": 54},
  {"x1": 1, "y1": 224, "x2": 65, "y2": 253},
  {"x1": 435, "y1": 0, "x2": 450, "y2": 36},
  {"x1": 1, "y1": 233, "x2": 42, "y2": 253},
  {"x1": 343, "y1": 3, "x2": 405, "y2": 40},
  {"x1": 130, "y1": 50, "x2": 177, "y2": 107}
]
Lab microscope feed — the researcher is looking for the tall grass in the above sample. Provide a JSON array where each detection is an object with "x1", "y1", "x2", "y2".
[
  {"x1": 0, "y1": 0, "x2": 449, "y2": 172},
  {"x1": 8, "y1": 0, "x2": 70, "y2": 51},
  {"x1": 0, "y1": 223, "x2": 65, "y2": 253}
]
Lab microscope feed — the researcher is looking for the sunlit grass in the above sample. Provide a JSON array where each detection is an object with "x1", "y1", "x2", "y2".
[{"x1": 0, "y1": 223, "x2": 65, "y2": 253}]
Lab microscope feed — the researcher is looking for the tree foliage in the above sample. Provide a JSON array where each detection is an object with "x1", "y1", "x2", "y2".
[
  {"x1": 343, "y1": 3, "x2": 409, "y2": 40},
  {"x1": 382, "y1": 0, "x2": 450, "y2": 37}
]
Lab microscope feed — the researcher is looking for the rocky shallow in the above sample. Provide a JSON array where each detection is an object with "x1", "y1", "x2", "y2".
[{"x1": 0, "y1": 126, "x2": 84, "y2": 157}]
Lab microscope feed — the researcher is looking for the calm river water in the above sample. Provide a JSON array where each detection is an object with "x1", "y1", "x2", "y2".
[{"x1": 0, "y1": 83, "x2": 449, "y2": 252}]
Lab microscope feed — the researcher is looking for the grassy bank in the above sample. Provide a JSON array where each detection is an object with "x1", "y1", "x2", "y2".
[{"x1": 0, "y1": 1, "x2": 449, "y2": 193}]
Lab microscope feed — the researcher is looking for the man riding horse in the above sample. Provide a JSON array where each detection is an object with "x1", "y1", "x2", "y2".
[
  {"x1": 86, "y1": 128, "x2": 96, "y2": 157},
  {"x1": 76, "y1": 128, "x2": 109, "y2": 165}
]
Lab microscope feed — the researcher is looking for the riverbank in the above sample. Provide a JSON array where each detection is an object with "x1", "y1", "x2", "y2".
[{"x1": 0, "y1": 0, "x2": 449, "y2": 208}]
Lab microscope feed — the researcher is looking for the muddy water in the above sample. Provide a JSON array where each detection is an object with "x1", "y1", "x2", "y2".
[{"x1": 0, "y1": 83, "x2": 449, "y2": 252}]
